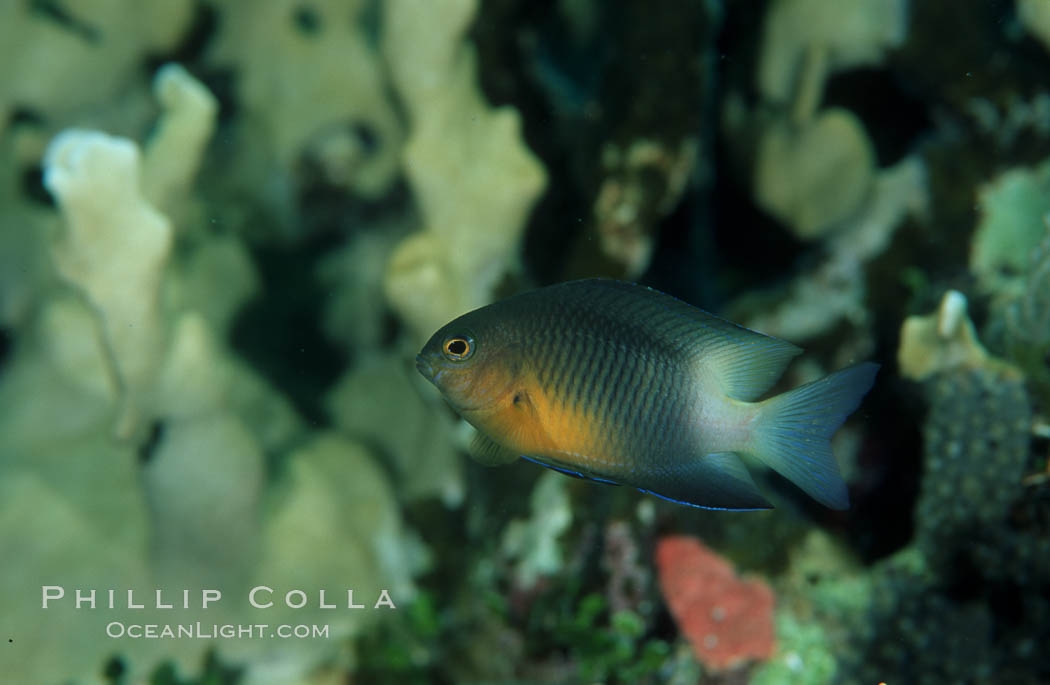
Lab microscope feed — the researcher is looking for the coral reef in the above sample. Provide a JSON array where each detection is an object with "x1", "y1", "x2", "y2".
[
  {"x1": 750, "y1": 0, "x2": 907, "y2": 240},
  {"x1": 655, "y1": 536, "x2": 775, "y2": 673},
  {"x1": 839, "y1": 551, "x2": 999, "y2": 684},
  {"x1": 844, "y1": 298, "x2": 1047, "y2": 683},
  {"x1": 0, "y1": 1, "x2": 195, "y2": 135},
  {"x1": 382, "y1": 0, "x2": 547, "y2": 342},
  {"x1": 916, "y1": 367, "x2": 1032, "y2": 570},
  {"x1": 43, "y1": 128, "x2": 173, "y2": 440},
  {"x1": 601, "y1": 520, "x2": 650, "y2": 614},
  {"x1": 142, "y1": 64, "x2": 219, "y2": 219},
  {"x1": 898, "y1": 290, "x2": 996, "y2": 381},
  {"x1": 501, "y1": 470, "x2": 573, "y2": 590},
  {"x1": 325, "y1": 351, "x2": 463, "y2": 505},
  {"x1": 750, "y1": 613, "x2": 836, "y2": 685},
  {"x1": 754, "y1": 106, "x2": 875, "y2": 240},
  {"x1": 971, "y1": 158, "x2": 1050, "y2": 299},
  {"x1": 740, "y1": 156, "x2": 927, "y2": 343},
  {"x1": 757, "y1": 0, "x2": 908, "y2": 106},
  {"x1": 1003, "y1": 227, "x2": 1050, "y2": 407},
  {"x1": 1, "y1": 64, "x2": 417, "y2": 684},
  {"x1": 4, "y1": 0, "x2": 1050, "y2": 683},
  {"x1": 591, "y1": 138, "x2": 698, "y2": 278},
  {"x1": 211, "y1": 0, "x2": 403, "y2": 202}
]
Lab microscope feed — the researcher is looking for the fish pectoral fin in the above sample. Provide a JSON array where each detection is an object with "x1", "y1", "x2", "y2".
[
  {"x1": 468, "y1": 430, "x2": 521, "y2": 466},
  {"x1": 635, "y1": 451, "x2": 773, "y2": 510}
]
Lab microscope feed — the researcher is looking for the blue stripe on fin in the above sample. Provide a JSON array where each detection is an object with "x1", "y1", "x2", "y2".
[
  {"x1": 637, "y1": 488, "x2": 773, "y2": 512},
  {"x1": 619, "y1": 452, "x2": 774, "y2": 510},
  {"x1": 521, "y1": 457, "x2": 621, "y2": 485}
]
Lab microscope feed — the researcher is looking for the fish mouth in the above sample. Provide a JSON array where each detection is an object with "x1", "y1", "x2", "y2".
[
  {"x1": 414, "y1": 355, "x2": 491, "y2": 413},
  {"x1": 415, "y1": 354, "x2": 435, "y2": 382}
]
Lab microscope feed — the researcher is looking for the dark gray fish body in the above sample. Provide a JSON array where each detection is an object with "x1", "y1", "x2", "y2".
[{"x1": 416, "y1": 279, "x2": 878, "y2": 510}]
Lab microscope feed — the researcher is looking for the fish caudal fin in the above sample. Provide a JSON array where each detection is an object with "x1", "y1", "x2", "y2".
[{"x1": 748, "y1": 362, "x2": 879, "y2": 510}]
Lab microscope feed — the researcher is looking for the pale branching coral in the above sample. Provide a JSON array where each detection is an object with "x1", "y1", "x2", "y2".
[
  {"x1": 501, "y1": 471, "x2": 572, "y2": 589},
  {"x1": 1003, "y1": 225, "x2": 1050, "y2": 407},
  {"x1": 143, "y1": 414, "x2": 265, "y2": 591},
  {"x1": 39, "y1": 294, "x2": 118, "y2": 403},
  {"x1": 0, "y1": 474, "x2": 150, "y2": 685},
  {"x1": 744, "y1": 157, "x2": 927, "y2": 342},
  {"x1": 755, "y1": 107, "x2": 876, "y2": 240},
  {"x1": 165, "y1": 234, "x2": 260, "y2": 338},
  {"x1": 43, "y1": 128, "x2": 173, "y2": 439},
  {"x1": 253, "y1": 434, "x2": 422, "y2": 653},
  {"x1": 7, "y1": 61, "x2": 418, "y2": 684},
  {"x1": 317, "y1": 228, "x2": 407, "y2": 351},
  {"x1": 898, "y1": 290, "x2": 999, "y2": 382},
  {"x1": 749, "y1": 0, "x2": 906, "y2": 241},
  {"x1": 211, "y1": 0, "x2": 403, "y2": 200},
  {"x1": 325, "y1": 352, "x2": 464, "y2": 506},
  {"x1": 1018, "y1": 0, "x2": 1050, "y2": 53},
  {"x1": 152, "y1": 312, "x2": 231, "y2": 420},
  {"x1": 382, "y1": 0, "x2": 548, "y2": 341},
  {"x1": 41, "y1": 64, "x2": 224, "y2": 441},
  {"x1": 142, "y1": 64, "x2": 219, "y2": 216},
  {"x1": 0, "y1": 1, "x2": 194, "y2": 134},
  {"x1": 758, "y1": 0, "x2": 908, "y2": 105},
  {"x1": 970, "y1": 158, "x2": 1050, "y2": 298}
]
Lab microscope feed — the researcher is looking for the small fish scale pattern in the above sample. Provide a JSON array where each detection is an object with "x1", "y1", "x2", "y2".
[
  {"x1": 587, "y1": 308, "x2": 691, "y2": 471},
  {"x1": 519, "y1": 296, "x2": 617, "y2": 460},
  {"x1": 602, "y1": 332, "x2": 631, "y2": 437},
  {"x1": 525, "y1": 299, "x2": 574, "y2": 398},
  {"x1": 526, "y1": 287, "x2": 689, "y2": 467},
  {"x1": 557, "y1": 280, "x2": 711, "y2": 360},
  {"x1": 583, "y1": 326, "x2": 664, "y2": 468}
]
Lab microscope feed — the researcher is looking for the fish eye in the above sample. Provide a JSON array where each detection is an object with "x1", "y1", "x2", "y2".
[{"x1": 442, "y1": 336, "x2": 474, "y2": 361}]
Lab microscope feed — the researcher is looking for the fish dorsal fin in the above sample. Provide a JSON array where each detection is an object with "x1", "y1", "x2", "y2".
[
  {"x1": 468, "y1": 429, "x2": 520, "y2": 466},
  {"x1": 566, "y1": 279, "x2": 802, "y2": 401},
  {"x1": 700, "y1": 326, "x2": 802, "y2": 401}
]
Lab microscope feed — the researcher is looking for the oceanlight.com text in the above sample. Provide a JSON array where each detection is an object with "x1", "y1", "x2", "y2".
[{"x1": 105, "y1": 622, "x2": 330, "y2": 639}]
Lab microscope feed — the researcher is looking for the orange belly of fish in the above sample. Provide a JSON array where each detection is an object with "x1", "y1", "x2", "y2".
[{"x1": 484, "y1": 383, "x2": 612, "y2": 471}]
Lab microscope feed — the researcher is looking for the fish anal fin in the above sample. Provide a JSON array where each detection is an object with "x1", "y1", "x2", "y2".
[{"x1": 632, "y1": 451, "x2": 773, "y2": 510}]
